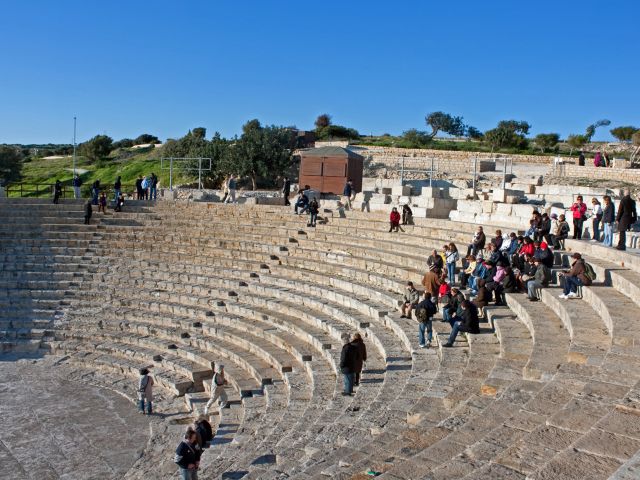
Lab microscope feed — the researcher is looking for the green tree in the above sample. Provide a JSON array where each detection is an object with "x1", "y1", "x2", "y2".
[
  {"x1": 78, "y1": 135, "x2": 113, "y2": 161},
  {"x1": 221, "y1": 120, "x2": 296, "y2": 190},
  {"x1": 0, "y1": 145, "x2": 24, "y2": 183},
  {"x1": 112, "y1": 138, "x2": 135, "y2": 149},
  {"x1": 585, "y1": 119, "x2": 611, "y2": 141},
  {"x1": 191, "y1": 128, "x2": 207, "y2": 139},
  {"x1": 134, "y1": 134, "x2": 160, "y2": 144},
  {"x1": 484, "y1": 120, "x2": 530, "y2": 151},
  {"x1": 610, "y1": 126, "x2": 638, "y2": 142},
  {"x1": 314, "y1": 114, "x2": 332, "y2": 129},
  {"x1": 425, "y1": 111, "x2": 466, "y2": 138},
  {"x1": 401, "y1": 129, "x2": 431, "y2": 147},
  {"x1": 466, "y1": 126, "x2": 483, "y2": 140},
  {"x1": 315, "y1": 124, "x2": 360, "y2": 140},
  {"x1": 566, "y1": 134, "x2": 588, "y2": 155},
  {"x1": 534, "y1": 133, "x2": 560, "y2": 153}
]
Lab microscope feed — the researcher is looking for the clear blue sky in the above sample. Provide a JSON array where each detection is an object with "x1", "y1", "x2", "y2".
[{"x1": 1, "y1": 0, "x2": 638, "y2": 144}]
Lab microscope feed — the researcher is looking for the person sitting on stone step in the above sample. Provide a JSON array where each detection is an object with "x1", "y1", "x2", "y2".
[
  {"x1": 459, "y1": 255, "x2": 476, "y2": 288},
  {"x1": 137, "y1": 367, "x2": 154, "y2": 415},
  {"x1": 174, "y1": 428, "x2": 202, "y2": 480},
  {"x1": 204, "y1": 364, "x2": 228, "y2": 414},
  {"x1": 491, "y1": 229, "x2": 503, "y2": 250},
  {"x1": 415, "y1": 292, "x2": 437, "y2": 348},
  {"x1": 558, "y1": 252, "x2": 591, "y2": 299},
  {"x1": 400, "y1": 281, "x2": 420, "y2": 319},
  {"x1": 193, "y1": 415, "x2": 214, "y2": 449},
  {"x1": 466, "y1": 226, "x2": 486, "y2": 257},
  {"x1": 473, "y1": 279, "x2": 491, "y2": 309},
  {"x1": 352, "y1": 333, "x2": 367, "y2": 386},
  {"x1": 443, "y1": 300, "x2": 480, "y2": 347},
  {"x1": 442, "y1": 286, "x2": 465, "y2": 324},
  {"x1": 389, "y1": 207, "x2": 404, "y2": 232},
  {"x1": 294, "y1": 190, "x2": 309, "y2": 215},
  {"x1": 534, "y1": 241, "x2": 554, "y2": 269},
  {"x1": 527, "y1": 257, "x2": 551, "y2": 302},
  {"x1": 339, "y1": 334, "x2": 361, "y2": 396}
]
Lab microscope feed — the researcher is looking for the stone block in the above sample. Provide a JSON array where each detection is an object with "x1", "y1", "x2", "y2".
[
  {"x1": 420, "y1": 187, "x2": 443, "y2": 198},
  {"x1": 482, "y1": 201, "x2": 494, "y2": 214},
  {"x1": 381, "y1": 187, "x2": 392, "y2": 195},
  {"x1": 415, "y1": 197, "x2": 435, "y2": 209},
  {"x1": 411, "y1": 207, "x2": 427, "y2": 217},
  {"x1": 392, "y1": 185, "x2": 412, "y2": 196},
  {"x1": 457, "y1": 200, "x2": 483, "y2": 214},
  {"x1": 370, "y1": 194, "x2": 390, "y2": 205},
  {"x1": 399, "y1": 195, "x2": 412, "y2": 205}
]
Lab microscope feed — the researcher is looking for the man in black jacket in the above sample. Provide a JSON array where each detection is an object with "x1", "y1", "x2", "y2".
[
  {"x1": 282, "y1": 176, "x2": 291, "y2": 206},
  {"x1": 443, "y1": 300, "x2": 479, "y2": 347},
  {"x1": 616, "y1": 189, "x2": 637, "y2": 250},
  {"x1": 467, "y1": 227, "x2": 486, "y2": 257},
  {"x1": 339, "y1": 335, "x2": 361, "y2": 396},
  {"x1": 174, "y1": 428, "x2": 202, "y2": 479}
]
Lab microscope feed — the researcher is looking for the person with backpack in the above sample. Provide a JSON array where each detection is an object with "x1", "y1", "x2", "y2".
[
  {"x1": 307, "y1": 197, "x2": 319, "y2": 227},
  {"x1": 193, "y1": 415, "x2": 213, "y2": 449},
  {"x1": 400, "y1": 281, "x2": 420, "y2": 319},
  {"x1": 602, "y1": 195, "x2": 615, "y2": 247},
  {"x1": 570, "y1": 195, "x2": 587, "y2": 240},
  {"x1": 204, "y1": 365, "x2": 228, "y2": 414},
  {"x1": 558, "y1": 252, "x2": 593, "y2": 299},
  {"x1": 174, "y1": 428, "x2": 202, "y2": 480},
  {"x1": 352, "y1": 333, "x2": 367, "y2": 386},
  {"x1": 527, "y1": 257, "x2": 551, "y2": 302},
  {"x1": 443, "y1": 300, "x2": 480, "y2": 348},
  {"x1": 616, "y1": 189, "x2": 637, "y2": 251},
  {"x1": 137, "y1": 368, "x2": 154, "y2": 415},
  {"x1": 339, "y1": 334, "x2": 361, "y2": 396},
  {"x1": 72, "y1": 175, "x2": 82, "y2": 199},
  {"x1": 415, "y1": 292, "x2": 437, "y2": 348}
]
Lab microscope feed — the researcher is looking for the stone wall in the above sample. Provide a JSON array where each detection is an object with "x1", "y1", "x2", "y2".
[{"x1": 548, "y1": 164, "x2": 640, "y2": 184}]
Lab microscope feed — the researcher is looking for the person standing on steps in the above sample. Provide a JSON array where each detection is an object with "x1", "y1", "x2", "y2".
[
  {"x1": 602, "y1": 195, "x2": 615, "y2": 247},
  {"x1": 98, "y1": 192, "x2": 107, "y2": 214},
  {"x1": 114, "y1": 176, "x2": 122, "y2": 204},
  {"x1": 421, "y1": 264, "x2": 441, "y2": 300},
  {"x1": 114, "y1": 193, "x2": 124, "y2": 212},
  {"x1": 175, "y1": 428, "x2": 202, "y2": 480},
  {"x1": 389, "y1": 207, "x2": 404, "y2": 232},
  {"x1": 590, "y1": 197, "x2": 603, "y2": 241},
  {"x1": 343, "y1": 178, "x2": 354, "y2": 210},
  {"x1": 135, "y1": 175, "x2": 143, "y2": 200},
  {"x1": 149, "y1": 172, "x2": 158, "y2": 200},
  {"x1": 84, "y1": 200, "x2": 92, "y2": 224},
  {"x1": 578, "y1": 151, "x2": 585, "y2": 166},
  {"x1": 339, "y1": 334, "x2": 360, "y2": 396},
  {"x1": 570, "y1": 195, "x2": 587, "y2": 240},
  {"x1": 445, "y1": 243, "x2": 459, "y2": 286},
  {"x1": 401, "y1": 204, "x2": 413, "y2": 225},
  {"x1": 53, "y1": 179, "x2": 62, "y2": 204},
  {"x1": 137, "y1": 368, "x2": 154, "y2": 415},
  {"x1": 308, "y1": 197, "x2": 319, "y2": 227},
  {"x1": 443, "y1": 300, "x2": 479, "y2": 348},
  {"x1": 558, "y1": 252, "x2": 591, "y2": 299},
  {"x1": 352, "y1": 333, "x2": 367, "y2": 386},
  {"x1": 282, "y1": 176, "x2": 291, "y2": 206},
  {"x1": 224, "y1": 175, "x2": 237, "y2": 204},
  {"x1": 616, "y1": 189, "x2": 637, "y2": 251},
  {"x1": 72, "y1": 175, "x2": 82, "y2": 199},
  {"x1": 204, "y1": 365, "x2": 228, "y2": 414},
  {"x1": 415, "y1": 292, "x2": 437, "y2": 348}
]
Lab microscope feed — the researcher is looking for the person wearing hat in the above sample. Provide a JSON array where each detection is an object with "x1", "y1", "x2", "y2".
[
  {"x1": 137, "y1": 367, "x2": 154, "y2": 415},
  {"x1": 558, "y1": 253, "x2": 591, "y2": 299},
  {"x1": 527, "y1": 257, "x2": 551, "y2": 301},
  {"x1": 204, "y1": 364, "x2": 228, "y2": 414},
  {"x1": 421, "y1": 264, "x2": 441, "y2": 299}
]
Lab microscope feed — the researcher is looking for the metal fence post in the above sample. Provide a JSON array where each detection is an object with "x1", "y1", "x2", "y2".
[
  {"x1": 198, "y1": 158, "x2": 202, "y2": 190},
  {"x1": 169, "y1": 158, "x2": 173, "y2": 191}
]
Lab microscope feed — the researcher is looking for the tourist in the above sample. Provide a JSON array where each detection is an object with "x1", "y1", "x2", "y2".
[
  {"x1": 220, "y1": 175, "x2": 229, "y2": 202},
  {"x1": 558, "y1": 253, "x2": 591, "y2": 299},
  {"x1": 294, "y1": 190, "x2": 309, "y2": 215},
  {"x1": 603, "y1": 152, "x2": 611, "y2": 168},
  {"x1": 590, "y1": 198, "x2": 603, "y2": 241},
  {"x1": 339, "y1": 334, "x2": 360, "y2": 396},
  {"x1": 73, "y1": 174, "x2": 82, "y2": 199},
  {"x1": 137, "y1": 367, "x2": 154, "y2": 415},
  {"x1": 554, "y1": 214, "x2": 570, "y2": 249},
  {"x1": 91, "y1": 180, "x2": 101, "y2": 205},
  {"x1": 467, "y1": 226, "x2": 486, "y2": 257},
  {"x1": 135, "y1": 175, "x2": 143, "y2": 200},
  {"x1": 486, "y1": 243, "x2": 502, "y2": 265},
  {"x1": 141, "y1": 175, "x2": 149, "y2": 200},
  {"x1": 468, "y1": 255, "x2": 488, "y2": 293},
  {"x1": 115, "y1": 193, "x2": 125, "y2": 212},
  {"x1": 401, "y1": 204, "x2": 413, "y2": 225},
  {"x1": 616, "y1": 189, "x2": 637, "y2": 251},
  {"x1": 525, "y1": 219, "x2": 536, "y2": 239},
  {"x1": 400, "y1": 281, "x2": 420, "y2": 319},
  {"x1": 98, "y1": 192, "x2": 107, "y2": 214},
  {"x1": 578, "y1": 151, "x2": 585, "y2": 166},
  {"x1": 602, "y1": 195, "x2": 615, "y2": 247},
  {"x1": 352, "y1": 333, "x2": 367, "y2": 386},
  {"x1": 438, "y1": 281, "x2": 451, "y2": 303},
  {"x1": 536, "y1": 213, "x2": 552, "y2": 244},
  {"x1": 308, "y1": 197, "x2": 319, "y2": 227},
  {"x1": 421, "y1": 264, "x2": 441, "y2": 299},
  {"x1": 389, "y1": 207, "x2": 404, "y2": 232},
  {"x1": 473, "y1": 279, "x2": 491, "y2": 309},
  {"x1": 594, "y1": 152, "x2": 602, "y2": 167},
  {"x1": 459, "y1": 255, "x2": 476, "y2": 288},
  {"x1": 84, "y1": 200, "x2": 92, "y2": 225},
  {"x1": 570, "y1": 195, "x2": 587, "y2": 240},
  {"x1": 343, "y1": 179, "x2": 354, "y2": 209},
  {"x1": 149, "y1": 172, "x2": 158, "y2": 200},
  {"x1": 486, "y1": 261, "x2": 507, "y2": 305},
  {"x1": 527, "y1": 257, "x2": 551, "y2": 302},
  {"x1": 519, "y1": 236, "x2": 535, "y2": 259},
  {"x1": 224, "y1": 175, "x2": 237, "y2": 203},
  {"x1": 492, "y1": 229, "x2": 503, "y2": 250},
  {"x1": 174, "y1": 428, "x2": 202, "y2": 480},
  {"x1": 53, "y1": 179, "x2": 62, "y2": 204},
  {"x1": 194, "y1": 415, "x2": 213, "y2": 449},
  {"x1": 415, "y1": 292, "x2": 437, "y2": 348},
  {"x1": 114, "y1": 176, "x2": 122, "y2": 203},
  {"x1": 442, "y1": 287, "x2": 464, "y2": 324},
  {"x1": 516, "y1": 255, "x2": 536, "y2": 291},
  {"x1": 204, "y1": 365, "x2": 228, "y2": 414},
  {"x1": 427, "y1": 249, "x2": 444, "y2": 273},
  {"x1": 534, "y1": 241, "x2": 554, "y2": 269},
  {"x1": 282, "y1": 176, "x2": 291, "y2": 206},
  {"x1": 445, "y1": 242, "x2": 459, "y2": 286},
  {"x1": 442, "y1": 300, "x2": 480, "y2": 348}
]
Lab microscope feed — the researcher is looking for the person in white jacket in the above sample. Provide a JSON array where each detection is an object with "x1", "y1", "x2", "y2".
[
  {"x1": 204, "y1": 364, "x2": 228, "y2": 414},
  {"x1": 590, "y1": 198, "x2": 603, "y2": 241}
]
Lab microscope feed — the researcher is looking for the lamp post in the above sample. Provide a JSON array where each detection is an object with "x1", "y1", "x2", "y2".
[{"x1": 72, "y1": 116, "x2": 77, "y2": 177}]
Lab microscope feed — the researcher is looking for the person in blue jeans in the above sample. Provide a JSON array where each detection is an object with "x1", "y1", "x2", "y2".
[
  {"x1": 308, "y1": 197, "x2": 319, "y2": 227},
  {"x1": 443, "y1": 300, "x2": 480, "y2": 347},
  {"x1": 558, "y1": 252, "x2": 592, "y2": 299},
  {"x1": 442, "y1": 287, "x2": 464, "y2": 324},
  {"x1": 601, "y1": 195, "x2": 615, "y2": 247},
  {"x1": 137, "y1": 368, "x2": 154, "y2": 415},
  {"x1": 415, "y1": 293, "x2": 437, "y2": 348},
  {"x1": 339, "y1": 334, "x2": 361, "y2": 396}
]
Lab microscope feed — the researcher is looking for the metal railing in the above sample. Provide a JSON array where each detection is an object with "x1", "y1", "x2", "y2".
[{"x1": 4, "y1": 183, "x2": 137, "y2": 199}]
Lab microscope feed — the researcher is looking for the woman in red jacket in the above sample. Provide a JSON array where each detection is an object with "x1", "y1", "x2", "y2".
[
  {"x1": 570, "y1": 195, "x2": 587, "y2": 240},
  {"x1": 389, "y1": 207, "x2": 404, "y2": 233}
]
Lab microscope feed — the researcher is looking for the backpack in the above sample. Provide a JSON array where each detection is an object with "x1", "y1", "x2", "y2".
[
  {"x1": 416, "y1": 300, "x2": 436, "y2": 322},
  {"x1": 584, "y1": 262, "x2": 597, "y2": 281}
]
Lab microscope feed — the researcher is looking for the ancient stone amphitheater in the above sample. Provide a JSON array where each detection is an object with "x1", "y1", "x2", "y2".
[{"x1": 2, "y1": 198, "x2": 640, "y2": 480}]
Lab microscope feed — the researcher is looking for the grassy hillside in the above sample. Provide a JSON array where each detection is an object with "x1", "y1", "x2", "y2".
[{"x1": 10, "y1": 148, "x2": 198, "y2": 197}]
